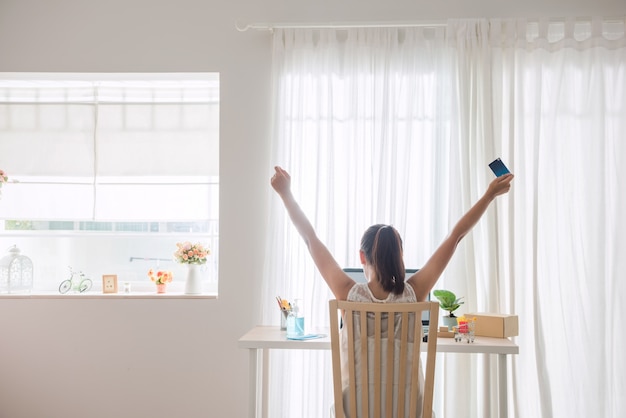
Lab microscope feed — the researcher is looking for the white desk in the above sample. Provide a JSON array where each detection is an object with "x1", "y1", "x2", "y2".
[{"x1": 238, "y1": 326, "x2": 519, "y2": 418}]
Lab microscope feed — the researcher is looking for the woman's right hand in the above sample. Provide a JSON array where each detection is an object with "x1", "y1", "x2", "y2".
[{"x1": 271, "y1": 166, "x2": 292, "y2": 197}]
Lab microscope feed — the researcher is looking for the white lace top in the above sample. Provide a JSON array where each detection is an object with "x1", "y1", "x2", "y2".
[{"x1": 346, "y1": 282, "x2": 418, "y2": 303}]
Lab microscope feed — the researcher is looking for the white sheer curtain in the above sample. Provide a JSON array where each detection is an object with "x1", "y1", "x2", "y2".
[
  {"x1": 483, "y1": 19, "x2": 626, "y2": 418},
  {"x1": 263, "y1": 18, "x2": 626, "y2": 418}
]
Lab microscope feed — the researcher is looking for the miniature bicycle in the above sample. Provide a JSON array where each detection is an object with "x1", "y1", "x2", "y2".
[{"x1": 58, "y1": 267, "x2": 93, "y2": 294}]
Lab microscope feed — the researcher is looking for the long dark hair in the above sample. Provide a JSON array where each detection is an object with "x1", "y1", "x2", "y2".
[{"x1": 360, "y1": 224, "x2": 405, "y2": 295}]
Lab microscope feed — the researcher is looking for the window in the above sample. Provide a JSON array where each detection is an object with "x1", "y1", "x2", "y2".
[{"x1": 0, "y1": 73, "x2": 219, "y2": 294}]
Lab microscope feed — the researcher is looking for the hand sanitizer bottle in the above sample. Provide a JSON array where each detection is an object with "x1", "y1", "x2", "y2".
[{"x1": 286, "y1": 299, "x2": 305, "y2": 338}]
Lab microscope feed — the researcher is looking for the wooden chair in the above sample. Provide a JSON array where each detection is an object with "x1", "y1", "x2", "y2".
[{"x1": 329, "y1": 299, "x2": 439, "y2": 418}]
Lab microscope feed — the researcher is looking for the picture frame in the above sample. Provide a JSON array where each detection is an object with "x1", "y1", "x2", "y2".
[{"x1": 102, "y1": 274, "x2": 118, "y2": 294}]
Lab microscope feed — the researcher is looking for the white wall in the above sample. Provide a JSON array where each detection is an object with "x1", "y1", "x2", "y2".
[{"x1": 0, "y1": 0, "x2": 623, "y2": 417}]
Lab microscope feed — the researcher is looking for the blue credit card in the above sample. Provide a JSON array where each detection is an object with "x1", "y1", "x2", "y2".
[{"x1": 489, "y1": 158, "x2": 511, "y2": 177}]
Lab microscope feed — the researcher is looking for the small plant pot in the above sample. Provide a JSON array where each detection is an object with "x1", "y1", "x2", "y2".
[{"x1": 442, "y1": 315, "x2": 458, "y2": 330}]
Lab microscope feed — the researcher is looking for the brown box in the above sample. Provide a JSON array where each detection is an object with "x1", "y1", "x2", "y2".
[{"x1": 465, "y1": 313, "x2": 518, "y2": 338}]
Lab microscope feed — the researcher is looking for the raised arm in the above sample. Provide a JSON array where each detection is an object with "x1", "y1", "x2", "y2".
[
  {"x1": 408, "y1": 173, "x2": 514, "y2": 301},
  {"x1": 271, "y1": 166, "x2": 355, "y2": 300}
]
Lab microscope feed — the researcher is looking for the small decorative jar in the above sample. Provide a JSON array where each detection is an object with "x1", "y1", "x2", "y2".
[{"x1": 0, "y1": 245, "x2": 34, "y2": 294}]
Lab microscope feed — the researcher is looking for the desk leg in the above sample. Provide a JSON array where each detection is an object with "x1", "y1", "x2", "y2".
[
  {"x1": 498, "y1": 354, "x2": 508, "y2": 418},
  {"x1": 262, "y1": 349, "x2": 269, "y2": 418},
  {"x1": 248, "y1": 348, "x2": 270, "y2": 418},
  {"x1": 249, "y1": 349, "x2": 258, "y2": 418}
]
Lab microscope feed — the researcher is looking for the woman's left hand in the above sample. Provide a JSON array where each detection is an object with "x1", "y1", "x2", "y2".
[{"x1": 486, "y1": 173, "x2": 514, "y2": 199}]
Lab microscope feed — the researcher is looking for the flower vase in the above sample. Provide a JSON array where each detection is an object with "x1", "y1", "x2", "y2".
[
  {"x1": 184, "y1": 264, "x2": 203, "y2": 295},
  {"x1": 156, "y1": 283, "x2": 167, "y2": 294}
]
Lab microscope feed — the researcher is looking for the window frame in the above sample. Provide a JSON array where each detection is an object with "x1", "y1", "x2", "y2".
[{"x1": 0, "y1": 73, "x2": 220, "y2": 296}]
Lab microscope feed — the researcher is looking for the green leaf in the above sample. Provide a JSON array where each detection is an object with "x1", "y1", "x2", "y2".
[{"x1": 432, "y1": 289, "x2": 463, "y2": 313}]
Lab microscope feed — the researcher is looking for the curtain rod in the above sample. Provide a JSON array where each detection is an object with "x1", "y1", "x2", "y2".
[
  {"x1": 235, "y1": 17, "x2": 625, "y2": 32},
  {"x1": 235, "y1": 20, "x2": 447, "y2": 32}
]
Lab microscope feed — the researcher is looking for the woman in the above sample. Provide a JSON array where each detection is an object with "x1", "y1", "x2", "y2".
[
  {"x1": 270, "y1": 165, "x2": 514, "y2": 303},
  {"x1": 271, "y1": 165, "x2": 513, "y2": 417}
]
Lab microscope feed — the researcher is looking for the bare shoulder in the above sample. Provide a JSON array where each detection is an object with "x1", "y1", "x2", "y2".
[
  {"x1": 406, "y1": 270, "x2": 431, "y2": 302},
  {"x1": 332, "y1": 274, "x2": 357, "y2": 300}
]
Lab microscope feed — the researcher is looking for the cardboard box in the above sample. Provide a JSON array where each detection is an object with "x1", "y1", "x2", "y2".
[
  {"x1": 437, "y1": 326, "x2": 454, "y2": 338},
  {"x1": 465, "y1": 313, "x2": 518, "y2": 338}
]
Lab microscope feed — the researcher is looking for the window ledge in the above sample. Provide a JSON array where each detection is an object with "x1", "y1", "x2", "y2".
[{"x1": 0, "y1": 292, "x2": 217, "y2": 300}]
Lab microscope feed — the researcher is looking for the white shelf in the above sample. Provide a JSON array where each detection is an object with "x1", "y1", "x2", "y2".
[{"x1": 0, "y1": 292, "x2": 217, "y2": 299}]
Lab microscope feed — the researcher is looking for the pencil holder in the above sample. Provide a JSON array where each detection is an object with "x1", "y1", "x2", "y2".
[{"x1": 280, "y1": 310, "x2": 288, "y2": 330}]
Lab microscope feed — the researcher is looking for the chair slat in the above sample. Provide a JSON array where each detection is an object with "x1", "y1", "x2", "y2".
[
  {"x1": 385, "y1": 312, "x2": 394, "y2": 418},
  {"x1": 409, "y1": 311, "x2": 422, "y2": 417},
  {"x1": 360, "y1": 310, "x2": 369, "y2": 418},
  {"x1": 346, "y1": 308, "x2": 358, "y2": 417},
  {"x1": 421, "y1": 304, "x2": 439, "y2": 418},
  {"x1": 328, "y1": 300, "x2": 345, "y2": 418},
  {"x1": 397, "y1": 311, "x2": 409, "y2": 418},
  {"x1": 373, "y1": 311, "x2": 382, "y2": 418}
]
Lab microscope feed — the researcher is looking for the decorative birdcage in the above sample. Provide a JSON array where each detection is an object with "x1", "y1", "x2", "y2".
[{"x1": 0, "y1": 245, "x2": 34, "y2": 294}]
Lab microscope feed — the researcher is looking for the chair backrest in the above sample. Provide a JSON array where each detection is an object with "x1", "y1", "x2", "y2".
[{"x1": 329, "y1": 299, "x2": 439, "y2": 418}]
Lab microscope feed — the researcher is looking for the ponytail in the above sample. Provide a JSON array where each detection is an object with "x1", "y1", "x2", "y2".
[{"x1": 360, "y1": 224, "x2": 405, "y2": 295}]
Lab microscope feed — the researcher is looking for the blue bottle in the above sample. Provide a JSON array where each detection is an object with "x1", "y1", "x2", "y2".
[{"x1": 286, "y1": 299, "x2": 305, "y2": 338}]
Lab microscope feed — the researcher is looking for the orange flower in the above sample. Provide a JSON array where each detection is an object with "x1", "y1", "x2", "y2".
[{"x1": 148, "y1": 269, "x2": 173, "y2": 284}]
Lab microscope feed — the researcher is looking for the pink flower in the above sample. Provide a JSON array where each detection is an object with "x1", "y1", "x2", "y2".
[{"x1": 174, "y1": 241, "x2": 209, "y2": 265}]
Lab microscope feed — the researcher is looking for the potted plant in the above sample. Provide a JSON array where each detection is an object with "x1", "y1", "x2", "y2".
[
  {"x1": 148, "y1": 269, "x2": 173, "y2": 294},
  {"x1": 433, "y1": 289, "x2": 464, "y2": 329}
]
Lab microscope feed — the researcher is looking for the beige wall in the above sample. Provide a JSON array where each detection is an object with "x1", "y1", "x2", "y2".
[{"x1": 0, "y1": 0, "x2": 623, "y2": 417}]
